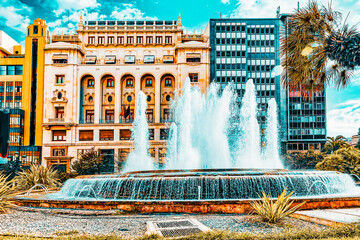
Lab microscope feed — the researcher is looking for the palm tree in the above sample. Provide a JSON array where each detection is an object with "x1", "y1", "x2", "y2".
[
  {"x1": 322, "y1": 135, "x2": 349, "y2": 154},
  {"x1": 281, "y1": 1, "x2": 360, "y2": 94}
]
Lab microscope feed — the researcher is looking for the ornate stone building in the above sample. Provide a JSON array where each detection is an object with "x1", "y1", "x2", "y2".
[{"x1": 42, "y1": 15, "x2": 210, "y2": 172}]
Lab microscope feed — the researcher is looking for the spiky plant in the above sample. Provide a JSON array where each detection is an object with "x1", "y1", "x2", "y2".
[
  {"x1": 250, "y1": 188, "x2": 306, "y2": 223},
  {"x1": 322, "y1": 135, "x2": 350, "y2": 154},
  {"x1": 0, "y1": 174, "x2": 16, "y2": 213},
  {"x1": 14, "y1": 164, "x2": 60, "y2": 191},
  {"x1": 281, "y1": 1, "x2": 359, "y2": 94}
]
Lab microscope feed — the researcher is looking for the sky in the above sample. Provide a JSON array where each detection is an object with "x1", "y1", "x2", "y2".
[{"x1": 0, "y1": 0, "x2": 360, "y2": 138}]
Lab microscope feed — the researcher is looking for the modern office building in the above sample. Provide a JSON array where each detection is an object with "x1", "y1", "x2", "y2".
[
  {"x1": 209, "y1": 16, "x2": 327, "y2": 153},
  {"x1": 0, "y1": 25, "x2": 45, "y2": 164},
  {"x1": 279, "y1": 14, "x2": 327, "y2": 152},
  {"x1": 209, "y1": 18, "x2": 288, "y2": 147},
  {"x1": 41, "y1": 15, "x2": 210, "y2": 172}
]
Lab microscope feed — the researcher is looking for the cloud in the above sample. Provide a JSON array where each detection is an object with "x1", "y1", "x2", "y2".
[
  {"x1": 221, "y1": 0, "x2": 230, "y2": 4},
  {"x1": 110, "y1": 4, "x2": 157, "y2": 20},
  {"x1": 0, "y1": 0, "x2": 32, "y2": 32},
  {"x1": 327, "y1": 99, "x2": 360, "y2": 137},
  {"x1": 55, "y1": 0, "x2": 100, "y2": 10}
]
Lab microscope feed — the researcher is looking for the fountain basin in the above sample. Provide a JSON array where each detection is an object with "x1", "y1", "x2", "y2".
[{"x1": 13, "y1": 169, "x2": 360, "y2": 213}]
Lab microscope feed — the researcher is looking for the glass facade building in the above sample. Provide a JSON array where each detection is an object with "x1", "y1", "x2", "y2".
[
  {"x1": 209, "y1": 18, "x2": 288, "y2": 148},
  {"x1": 209, "y1": 17, "x2": 327, "y2": 152}
]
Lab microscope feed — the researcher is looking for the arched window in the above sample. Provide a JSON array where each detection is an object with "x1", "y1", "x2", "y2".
[
  {"x1": 87, "y1": 78, "x2": 95, "y2": 87},
  {"x1": 106, "y1": 78, "x2": 114, "y2": 87},
  {"x1": 164, "y1": 78, "x2": 172, "y2": 87},
  {"x1": 126, "y1": 78, "x2": 134, "y2": 87},
  {"x1": 145, "y1": 78, "x2": 153, "y2": 87}
]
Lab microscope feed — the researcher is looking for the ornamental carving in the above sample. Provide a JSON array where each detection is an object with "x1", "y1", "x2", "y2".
[{"x1": 51, "y1": 89, "x2": 68, "y2": 103}]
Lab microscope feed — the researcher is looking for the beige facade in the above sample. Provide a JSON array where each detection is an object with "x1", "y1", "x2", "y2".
[{"x1": 42, "y1": 16, "x2": 210, "y2": 172}]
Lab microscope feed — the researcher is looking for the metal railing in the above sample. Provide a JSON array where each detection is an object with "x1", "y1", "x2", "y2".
[
  {"x1": 79, "y1": 119, "x2": 94, "y2": 124},
  {"x1": 100, "y1": 119, "x2": 115, "y2": 124},
  {"x1": 49, "y1": 118, "x2": 64, "y2": 122}
]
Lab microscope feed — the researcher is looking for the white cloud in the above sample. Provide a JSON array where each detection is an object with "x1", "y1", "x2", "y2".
[
  {"x1": 47, "y1": 19, "x2": 62, "y2": 29},
  {"x1": 221, "y1": 0, "x2": 230, "y2": 4},
  {"x1": 110, "y1": 4, "x2": 157, "y2": 20},
  {"x1": 0, "y1": 1, "x2": 32, "y2": 32},
  {"x1": 327, "y1": 99, "x2": 360, "y2": 137},
  {"x1": 55, "y1": 0, "x2": 100, "y2": 11}
]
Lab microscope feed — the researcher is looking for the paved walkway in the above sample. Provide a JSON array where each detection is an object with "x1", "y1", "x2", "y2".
[{"x1": 294, "y1": 208, "x2": 360, "y2": 225}]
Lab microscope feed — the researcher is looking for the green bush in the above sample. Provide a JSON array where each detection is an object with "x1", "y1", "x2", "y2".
[
  {"x1": 14, "y1": 164, "x2": 60, "y2": 191},
  {"x1": 71, "y1": 150, "x2": 104, "y2": 175},
  {"x1": 285, "y1": 150, "x2": 325, "y2": 169},
  {"x1": 250, "y1": 188, "x2": 306, "y2": 223},
  {"x1": 56, "y1": 172, "x2": 79, "y2": 183},
  {"x1": 316, "y1": 147, "x2": 360, "y2": 176},
  {"x1": 0, "y1": 174, "x2": 16, "y2": 213}
]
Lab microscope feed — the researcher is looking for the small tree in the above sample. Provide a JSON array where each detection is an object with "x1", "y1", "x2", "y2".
[
  {"x1": 316, "y1": 147, "x2": 360, "y2": 176},
  {"x1": 322, "y1": 135, "x2": 349, "y2": 154},
  {"x1": 72, "y1": 150, "x2": 104, "y2": 175},
  {"x1": 285, "y1": 150, "x2": 325, "y2": 169}
]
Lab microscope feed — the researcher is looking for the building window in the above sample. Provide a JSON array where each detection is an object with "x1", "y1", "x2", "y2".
[
  {"x1": 87, "y1": 79, "x2": 95, "y2": 87},
  {"x1": 79, "y1": 130, "x2": 93, "y2": 141},
  {"x1": 127, "y1": 36, "x2": 134, "y2": 44},
  {"x1": 146, "y1": 36, "x2": 153, "y2": 44},
  {"x1": 189, "y1": 73, "x2": 198, "y2": 82},
  {"x1": 52, "y1": 130, "x2": 66, "y2": 141},
  {"x1": 105, "y1": 109, "x2": 114, "y2": 123},
  {"x1": 155, "y1": 36, "x2": 162, "y2": 44},
  {"x1": 100, "y1": 130, "x2": 114, "y2": 141},
  {"x1": 186, "y1": 54, "x2": 201, "y2": 63},
  {"x1": 56, "y1": 75, "x2": 64, "y2": 84},
  {"x1": 120, "y1": 129, "x2": 132, "y2": 140},
  {"x1": 108, "y1": 36, "x2": 114, "y2": 44},
  {"x1": 7, "y1": 66, "x2": 15, "y2": 75},
  {"x1": 85, "y1": 110, "x2": 94, "y2": 123},
  {"x1": 145, "y1": 78, "x2": 153, "y2": 87},
  {"x1": 148, "y1": 129, "x2": 154, "y2": 140},
  {"x1": 33, "y1": 26, "x2": 38, "y2": 34},
  {"x1": 126, "y1": 79, "x2": 134, "y2": 87},
  {"x1": 137, "y1": 36, "x2": 143, "y2": 44},
  {"x1": 146, "y1": 109, "x2": 154, "y2": 122},
  {"x1": 88, "y1": 36, "x2": 95, "y2": 44},
  {"x1": 164, "y1": 78, "x2": 172, "y2": 87},
  {"x1": 52, "y1": 148, "x2": 66, "y2": 156},
  {"x1": 165, "y1": 36, "x2": 172, "y2": 44},
  {"x1": 15, "y1": 66, "x2": 23, "y2": 75},
  {"x1": 0, "y1": 66, "x2": 6, "y2": 75},
  {"x1": 55, "y1": 107, "x2": 64, "y2": 119},
  {"x1": 98, "y1": 36, "x2": 105, "y2": 44},
  {"x1": 117, "y1": 36, "x2": 124, "y2": 44},
  {"x1": 106, "y1": 78, "x2": 114, "y2": 87}
]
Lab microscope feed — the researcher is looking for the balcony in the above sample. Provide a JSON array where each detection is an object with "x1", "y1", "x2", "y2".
[
  {"x1": 49, "y1": 118, "x2": 64, "y2": 122},
  {"x1": 100, "y1": 119, "x2": 115, "y2": 124},
  {"x1": 160, "y1": 117, "x2": 174, "y2": 123},
  {"x1": 79, "y1": 119, "x2": 94, "y2": 124}
]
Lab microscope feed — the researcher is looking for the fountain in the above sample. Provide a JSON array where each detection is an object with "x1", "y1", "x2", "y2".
[{"x1": 14, "y1": 78, "x2": 360, "y2": 214}]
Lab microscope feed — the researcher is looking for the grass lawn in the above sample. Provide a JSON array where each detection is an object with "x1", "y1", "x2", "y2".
[{"x1": 2, "y1": 224, "x2": 360, "y2": 240}]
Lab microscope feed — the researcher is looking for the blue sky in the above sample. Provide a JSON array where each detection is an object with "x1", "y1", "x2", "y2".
[{"x1": 1, "y1": 0, "x2": 360, "y2": 137}]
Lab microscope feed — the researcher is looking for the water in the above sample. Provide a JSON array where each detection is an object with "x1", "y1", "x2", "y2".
[
  {"x1": 237, "y1": 79, "x2": 261, "y2": 168},
  {"x1": 49, "y1": 170, "x2": 360, "y2": 201},
  {"x1": 123, "y1": 91, "x2": 153, "y2": 172},
  {"x1": 263, "y1": 99, "x2": 283, "y2": 168}
]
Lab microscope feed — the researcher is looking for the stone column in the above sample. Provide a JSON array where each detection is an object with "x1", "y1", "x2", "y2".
[
  {"x1": 155, "y1": 73, "x2": 161, "y2": 123},
  {"x1": 94, "y1": 76, "x2": 101, "y2": 124},
  {"x1": 114, "y1": 74, "x2": 121, "y2": 123}
]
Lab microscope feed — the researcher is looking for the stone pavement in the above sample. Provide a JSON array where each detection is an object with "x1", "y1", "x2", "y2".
[{"x1": 293, "y1": 208, "x2": 360, "y2": 225}]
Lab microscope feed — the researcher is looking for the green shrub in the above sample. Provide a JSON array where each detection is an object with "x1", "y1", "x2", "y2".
[
  {"x1": 250, "y1": 188, "x2": 306, "y2": 223},
  {"x1": 14, "y1": 164, "x2": 60, "y2": 191},
  {"x1": 316, "y1": 147, "x2": 360, "y2": 176},
  {"x1": 285, "y1": 150, "x2": 325, "y2": 169},
  {"x1": 71, "y1": 150, "x2": 104, "y2": 175},
  {"x1": 0, "y1": 174, "x2": 16, "y2": 213},
  {"x1": 56, "y1": 172, "x2": 79, "y2": 183}
]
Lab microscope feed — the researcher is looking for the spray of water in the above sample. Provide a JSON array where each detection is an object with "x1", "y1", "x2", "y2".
[{"x1": 123, "y1": 91, "x2": 153, "y2": 172}]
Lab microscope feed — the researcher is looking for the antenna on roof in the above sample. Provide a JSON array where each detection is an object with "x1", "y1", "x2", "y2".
[{"x1": 298, "y1": 2, "x2": 300, "y2": 10}]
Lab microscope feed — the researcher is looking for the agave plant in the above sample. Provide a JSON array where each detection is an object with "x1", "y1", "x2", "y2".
[
  {"x1": 250, "y1": 188, "x2": 306, "y2": 223},
  {"x1": 14, "y1": 164, "x2": 60, "y2": 191},
  {"x1": 281, "y1": 1, "x2": 359, "y2": 93},
  {"x1": 0, "y1": 174, "x2": 16, "y2": 213}
]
